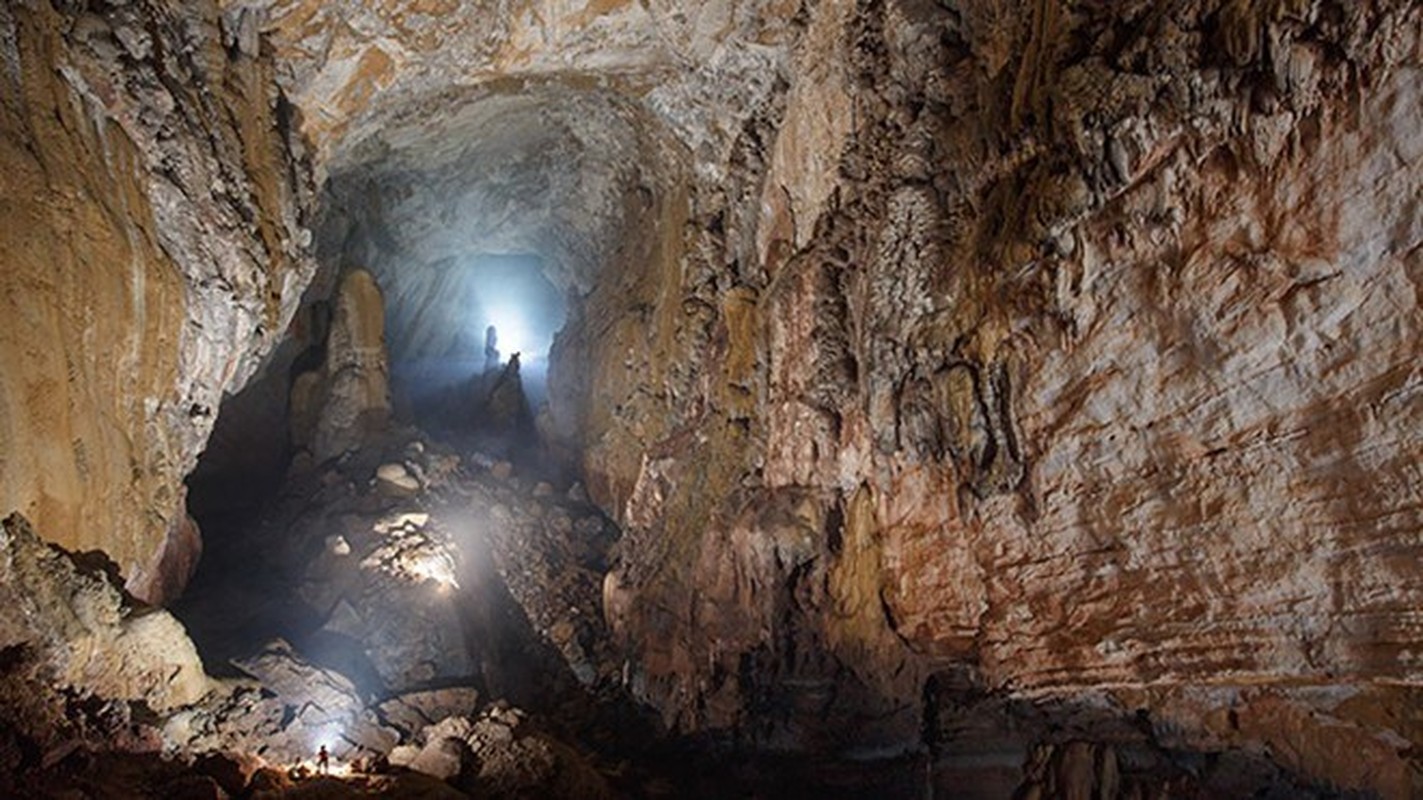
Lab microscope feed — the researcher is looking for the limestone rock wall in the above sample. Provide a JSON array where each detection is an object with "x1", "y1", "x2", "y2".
[
  {"x1": 0, "y1": 0, "x2": 315, "y2": 589},
  {"x1": 574, "y1": 0, "x2": 1423, "y2": 789}
]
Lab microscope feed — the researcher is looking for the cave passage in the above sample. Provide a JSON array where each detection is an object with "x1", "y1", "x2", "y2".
[
  {"x1": 390, "y1": 253, "x2": 567, "y2": 438},
  {"x1": 9, "y1": 1, "x2": 1421, "y2": 797},
  {"x1": 162, "y1": 76, "x2": 698, "y2": 794}
]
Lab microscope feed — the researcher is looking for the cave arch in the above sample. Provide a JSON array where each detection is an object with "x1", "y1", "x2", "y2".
[{"x1": 312, "y1": 82, "x2": 690, "y2": 462}]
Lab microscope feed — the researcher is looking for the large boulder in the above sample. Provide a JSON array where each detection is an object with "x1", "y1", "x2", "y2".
[
  {"x1": 376, "y1": 687, "x2": 481, "y2": 738},
  {"x1": 0, "y1": 514, "x2": 211, "y2": 747},
  {"x1": 168, "y1": 641, "x2": 398, "y2": 764}
]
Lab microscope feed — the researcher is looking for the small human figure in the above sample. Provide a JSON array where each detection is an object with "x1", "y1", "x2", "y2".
[{"x1": 316, "y1": 744, "x2": 330, "y2": 775}]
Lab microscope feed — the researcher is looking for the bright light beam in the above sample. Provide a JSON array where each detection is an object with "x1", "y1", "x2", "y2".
[{"x1": 485, "y1": 307, "x2": 534, "y2": 359}]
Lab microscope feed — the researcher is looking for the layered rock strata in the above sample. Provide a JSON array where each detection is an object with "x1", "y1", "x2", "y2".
[
  {"x1": 573, "y1": 2, "x2": 1423, "y2": 795},
  {"x1": 0, "y1": 0, "x2": 315, "y2": 587}
]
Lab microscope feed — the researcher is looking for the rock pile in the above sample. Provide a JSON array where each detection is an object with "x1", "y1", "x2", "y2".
[
  {"x1": 0, "y1": 513, "x2": 211, "y2": 753},
  {"x1": 390, "y1": 704, "x2": 615, "y2": 799}
]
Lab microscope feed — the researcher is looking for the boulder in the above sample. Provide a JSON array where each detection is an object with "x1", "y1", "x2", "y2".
[
  {"x1": 125, "y1": 506, "x2": 203, "y2": 607},
  {"x1": 0, "y1": 513, "x2": 211, "y2": 746},
  {"x1": 375, "y1": 463, "x2": 420, "y2": 497},
  {"x1": 231, "y1": 640, "x2": 362, "y2": 726},
  {"x1": 398, "y1": 719, "x2": 479, "y2": 783},
  {"x1": 377, "y1": 687, "x2": 481, "y2": 736},
  {"x1": 247, "y1": 766, "x2": 294, "y2": 794},
  {"x1": 194, "y1": 751, "x2": 263, "y2": 796}
]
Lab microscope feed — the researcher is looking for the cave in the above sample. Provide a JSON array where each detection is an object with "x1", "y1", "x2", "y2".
[{"x1": 2, "y1": 1, "x2": 1422, "y2": 798}]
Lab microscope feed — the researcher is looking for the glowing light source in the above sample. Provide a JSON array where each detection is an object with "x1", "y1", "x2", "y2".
[
  {"x1": 360, "y1": 535, "x2": 460, "y2": 590},
  {"x1": 409, "y1": 549, "x2": 460, "y2": 590},
  {"x1": 486, "y1": 307, "x2": 534, "y2": 359},
  {"x1": 293, "y1": 730, "x2": 354, "y2": 778}
]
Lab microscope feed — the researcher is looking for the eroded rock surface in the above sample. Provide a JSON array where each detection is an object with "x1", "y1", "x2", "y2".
[
  {"x1": 0, "y1": 513, "x2": 211, "y2": 751},
  {"x1": 0, "y1": 0, "x2": 315, "y2": 585},
  {"x1": 539, "y1": 1, "x2": 1423, "y2": 794},
  {"x1": 254, "y1": 0, "x2": 1423, "y2": 793},
  {"x1": 290, "y1": 267, "x2": 393, "y2": 462}
]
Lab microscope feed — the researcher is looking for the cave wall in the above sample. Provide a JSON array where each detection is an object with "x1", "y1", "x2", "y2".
[
  {"x1": 575, "y1": 0, "x2": 1423, "y2": 787},
  {"x1": 0, "y1": 0, "x2": 315, "y2": 594}
]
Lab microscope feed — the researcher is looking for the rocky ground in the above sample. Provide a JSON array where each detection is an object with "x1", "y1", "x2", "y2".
[
  {"x1": 0, "y1": 412, "x2": 930, "y2": 798},
  {"x1": 0, "y1": 416, "x2": 641, "y2": 798},
  {"x1": 170, "y1": 423, "x2": 647, "y2": 796}
]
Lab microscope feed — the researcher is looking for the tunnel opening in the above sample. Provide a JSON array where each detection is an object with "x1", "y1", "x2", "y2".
[
  {"x1": 166, "y1": 81, "x2": 693, "y2": 788},
  {"x1": 387, "y1": 252, "x2": 567, "y2": 455},
  {"x1": 181, "y1": 80, "x2": 682, "y2": 530}
]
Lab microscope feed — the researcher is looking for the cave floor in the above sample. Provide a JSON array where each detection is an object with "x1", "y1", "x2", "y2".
[{"x1": 155, "y1": 425, "x2": 933, "y2": 799}]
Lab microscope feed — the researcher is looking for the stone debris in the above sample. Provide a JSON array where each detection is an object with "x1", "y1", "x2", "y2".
[
  {"x1": 387, "y1": 707, "x2": 613, "y2": 799},
  {"x1": 373, "y1": 511, "x2": 431, "y2": 535},
  {"x1": 359, "y1": 530, "x2": 459, "y2": 589},
  {"x1": 0, "y1": 513, "x2": 211, "y2": 751},
  {"x1": 376, "y1": 687, "x2": 481, "y2": 737},
  {"x1": 4, "y1": 0, "x2": 1422, "y2": 795},
  {"x1": 374, "y1": 462, "x2": 421, "y2": 497},
  {"x1": 232, "y1": 640, "x2": 362, "y2": 726}
]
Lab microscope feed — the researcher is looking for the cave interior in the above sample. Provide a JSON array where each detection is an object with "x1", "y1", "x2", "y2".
[{"x1": 1, "y1": 1, "x2": 1422, "y2": 798}]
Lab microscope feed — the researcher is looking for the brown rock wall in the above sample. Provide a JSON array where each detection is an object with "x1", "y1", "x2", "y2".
[
  {"x1": 579, "y1": 0, "x2": 1423, "y2": 788},
  {"x1": 0, "y1": 0, "x2": 314, "y2": 582}
]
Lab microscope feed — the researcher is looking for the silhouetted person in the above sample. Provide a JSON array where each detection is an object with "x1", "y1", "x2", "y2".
[{"x1": 317, "y1": 744, "x2": 330, "y2": 775}]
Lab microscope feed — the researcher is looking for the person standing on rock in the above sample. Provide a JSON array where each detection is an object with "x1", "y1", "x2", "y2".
[{"x1": 317, "y1": 744, "x2": 330, "y2": 775}]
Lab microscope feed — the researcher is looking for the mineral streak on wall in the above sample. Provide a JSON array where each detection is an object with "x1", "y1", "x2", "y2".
[{"x1": 0, "y1": 0, "x2": 315, "y2": 594}]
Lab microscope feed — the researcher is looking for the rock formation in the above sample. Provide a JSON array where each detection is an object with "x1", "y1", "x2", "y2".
[
  {"x1": 127, "y1": 502, "x2": 204, "y2": 607},
  {"x1": 0, "y1": 0, "x2": 315, "y2": 582},
  {"x1": 290, "y1": 267, "x2": 393, "y2": 462},
  {"x1": 0, "y1": 513, "x2": 211, "y2": 750},
  {"x1": 570, "y1": 7, "x2": 1423, "y2": 794}
]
